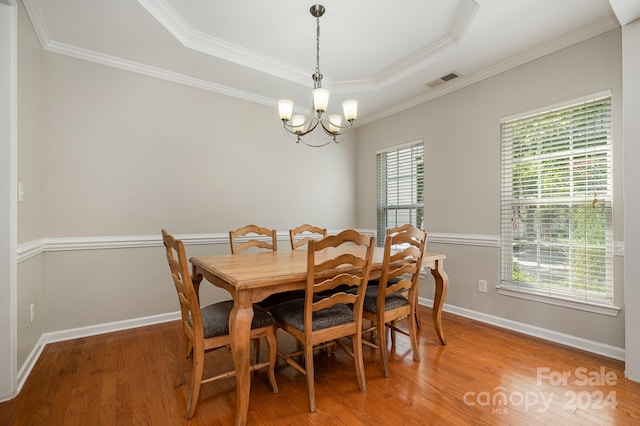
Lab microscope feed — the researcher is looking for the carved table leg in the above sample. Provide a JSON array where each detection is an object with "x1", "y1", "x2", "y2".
[
  {"x1": 430, "y1": 259, "x2": 449, "y2": 345},
  {"x1": 229, "y1": 295, "x2": 254, "y2": 426}
]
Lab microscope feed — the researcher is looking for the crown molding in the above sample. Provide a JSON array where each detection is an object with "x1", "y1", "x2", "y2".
[
  {"x1": 136, "y1": 0, "x2": 312, "y2": 87},
  {"x1": 47, "y1": 40, "x2": 276, "y2": 108},
  {"x1": 21, "y1": 0, "x2": 276, "y2": 108},
  {"x1": 609, "y1": 0, "x2": 640, "y2": 26},
  {"x1": 358, "y1": 16, "x2": 620, "y2": 126},
  {"x1": 22, "y1": 0, "x2": 618, "y2": 125},
  {"x1": 21, "y1": 0, "x2": 49, "y2": 50}
]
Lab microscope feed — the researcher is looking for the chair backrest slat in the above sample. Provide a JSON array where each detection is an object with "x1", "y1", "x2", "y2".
[
  {"x1": 229, "y1": 224, "x2": 278, "y2": 254},
  {"x1": 290, "y1": 224, "x2": 328, "y2": 250}
]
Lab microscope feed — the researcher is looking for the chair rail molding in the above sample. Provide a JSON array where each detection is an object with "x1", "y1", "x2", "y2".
[{"x1": 17, "y1": 230, "x2": 503, "y2": 262}]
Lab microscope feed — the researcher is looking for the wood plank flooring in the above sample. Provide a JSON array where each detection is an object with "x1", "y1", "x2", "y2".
[{"x1": 2, "y1": 307, "x2": 639, "y2": 425}]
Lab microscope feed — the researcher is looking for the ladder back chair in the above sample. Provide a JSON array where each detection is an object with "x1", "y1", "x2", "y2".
[
  {"x1": 229, "y1": 224, "x2": 277, "y2": 254},
  {"x1": 369, "y1": 224, "x2": 424, "y2": 328},
  {"x1": 361, "y1": 225, "x2": 427, "y2": 377},
  {"x1": 270, "y1": 229, "x2": 374, "y2": 412},
  {"x1": 161, "y1": 229, "x2": 278, "y2": 419},
  {"x1": 289, "y1": 224, "x2": 328, "y2": 250}
]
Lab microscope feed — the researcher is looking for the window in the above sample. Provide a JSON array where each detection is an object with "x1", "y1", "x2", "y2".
[
  {"x1": 377, "y1": 141, "x2": 424, "y2": 246},
  {"x1": 500, "y1": 93, "x2": 613, "y2": 306}
]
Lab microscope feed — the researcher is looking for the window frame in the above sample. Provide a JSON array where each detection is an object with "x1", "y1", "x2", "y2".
[
  {"x1": 376, "y1": 140, "x2": 424, "y2": 247},
  {"x1": 498, "y1": 91, "x2": 619, "y2": 315}
]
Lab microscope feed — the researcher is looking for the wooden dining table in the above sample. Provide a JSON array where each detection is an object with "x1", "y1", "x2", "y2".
[{"x1": 190, "y1": 246, "x2": 448, "y2": 426}]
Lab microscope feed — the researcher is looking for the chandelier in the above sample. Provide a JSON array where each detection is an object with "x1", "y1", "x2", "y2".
[{"x1": 278, "y1": 4, "x2": 358, "y2": 147}]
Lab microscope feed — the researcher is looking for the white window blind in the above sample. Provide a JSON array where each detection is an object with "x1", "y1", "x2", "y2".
[
  {"x1": 500, "y1": 93, "x2": 613, "y2": 305},
  {"x1": 377, "y1": 141, "x2": 424, "y2": 246}
]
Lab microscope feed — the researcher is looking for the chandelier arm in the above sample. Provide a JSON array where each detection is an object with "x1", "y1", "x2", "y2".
[
  {"x1": 281, "y1": 125, "x2": 332, "y2": 146},
  {"x1": 319, "y1": 118, "x2": 354, "y2": 130},
  {"x1": 318, "y1": 120, "x2": 354, "y2": 136},
  {"x1": 282, "y1": 117, "x2": 321, "y2": 138},
  {"x1": 300, "y1": 137, "x2": 335, "y2": 148}
]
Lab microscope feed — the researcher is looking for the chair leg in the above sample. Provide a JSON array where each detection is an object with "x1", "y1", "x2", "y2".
[
  {"x1": 377, "y1": 319, "x2": 390, "y2": 378},
  {"x1": 305, "y1": 345, "x2": 317, "y2": 412},
  {"x1": 175, "y1": 336, "x2": 190, "y2": 387},
  {"x1": 353, "y1": 330, "x2": 368, "y2": 391},
  {"x1": 265, "y1": 327, "x2": 279, "y2": 393},
  {"x1": 186, "y1": 347, "x2": 204, "y2": 419},
  {"x1": 414, "y1": 291, "x2": 422, "y2": 329},
  {"x1": 390, "y1": 320, "x2": 397, "y2": 347},
  {"x1": 408, "y1": 308, "x2": 421, "y2": 362},
  {"x1": 253, "y1": 338, "x2": 261, "y2": 365}
]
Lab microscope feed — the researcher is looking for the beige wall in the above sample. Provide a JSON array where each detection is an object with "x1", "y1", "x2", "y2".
[
  {"x1": 16, "y1": 0, "x2": 42, "y2": 243},
  {"x1": 42, "y1": 244, "x2": 231, "y2": 332},
  {"x1": 40, "y1": 54, "x2": 357, "y2": 237},
  {"x1": 355, "y1": 29, "x2": 625, "y2": 348}
]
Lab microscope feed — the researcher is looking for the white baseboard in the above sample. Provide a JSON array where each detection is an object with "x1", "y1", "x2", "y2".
[
  {"x1": 41, "y1": 311, "x2": 181, "y2": 345},
  {"x1": 418, "y1": 296, "x2": 625, "y2": 361},
  {"x1": 16, "y1": 334, "x2": 46, "y2": 395}
]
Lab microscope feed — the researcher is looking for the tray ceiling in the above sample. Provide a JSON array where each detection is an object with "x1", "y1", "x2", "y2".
[{"x1": 23, "y1": 0, "x2": 623, "y2": 124}]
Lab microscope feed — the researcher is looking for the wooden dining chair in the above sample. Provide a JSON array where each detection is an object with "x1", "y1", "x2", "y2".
[
  {"x1": 229, "y1": 224, "x2": 277, "y2": 254},
  {"x1": 161, "y1": 229, "x2": 278, "y2": 419},
  {"x1": 270, "y1": 229, "x2": 374, "y2": 412},
  {"x1": 289, "y1": 224, "x2": 327, "y2": 250},
  {"x1": 361, "y1": 225, "x2": 427, "y2": 378},
  {"x1": 369, "y1": 224, "x2": 423, "y2": 329}
]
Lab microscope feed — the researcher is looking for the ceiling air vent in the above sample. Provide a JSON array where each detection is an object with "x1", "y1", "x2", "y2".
[{"x1": 425, "y1": 72, "x2": 460, "y2": 88}]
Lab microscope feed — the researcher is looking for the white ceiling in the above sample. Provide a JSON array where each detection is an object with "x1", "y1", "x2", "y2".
[{"x1": 23, "y1": 0, "x2": 629, "y2": 125}]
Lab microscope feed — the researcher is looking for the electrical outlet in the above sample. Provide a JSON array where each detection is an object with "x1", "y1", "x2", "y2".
[
  {"x1": 29, "y1": 303, "x2": 35, "y2": 323},
  {"x1": 478, "y1": 280, "x2": 488, "y2": 293}
]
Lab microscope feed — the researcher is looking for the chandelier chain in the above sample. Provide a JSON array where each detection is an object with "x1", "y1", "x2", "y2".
[{"x1": 316, "y1": 17, "x2": 320, "y2": 74}]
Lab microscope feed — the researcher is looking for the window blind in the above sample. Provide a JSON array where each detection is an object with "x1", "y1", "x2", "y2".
[
  {"x1": 500, "y1": 94, "x2": 613, "y2": 305},
  {"x1": 377, "y1": 142, "x2": 424, "y2": 246}
]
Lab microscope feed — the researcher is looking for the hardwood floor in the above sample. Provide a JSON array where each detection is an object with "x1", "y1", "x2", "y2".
[{"x1": 2, "y1": 307, "x2": 639, "y2": 425}]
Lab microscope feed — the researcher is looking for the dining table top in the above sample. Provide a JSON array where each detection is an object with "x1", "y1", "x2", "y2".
[{"x1": 190, "y1": 246, "x2": 446, "y2": 291}]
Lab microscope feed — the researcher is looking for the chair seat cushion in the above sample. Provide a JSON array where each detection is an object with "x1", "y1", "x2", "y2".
[
  {"x1": 270, "y1": 299, "x2": 354, "y2": 331},
  {"x1": 362, "y1": 286, "x2": 409, "y2": 313},
  {"x1": 367, "y1": 276, "x2": 402, "y2": 287},
  {"x1": 199, "y1": 300, "x2": 275, "y2": 338}
]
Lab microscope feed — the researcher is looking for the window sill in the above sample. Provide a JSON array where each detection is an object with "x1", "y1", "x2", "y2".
[{"x1": 495, "y1": 285, "x2": 621, "y2": 317}]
